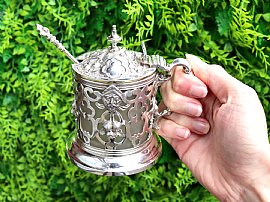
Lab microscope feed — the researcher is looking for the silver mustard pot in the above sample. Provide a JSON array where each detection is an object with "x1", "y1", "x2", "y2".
[{"x1": 36, "y1": 24, "x2": 191, "y2": 176}]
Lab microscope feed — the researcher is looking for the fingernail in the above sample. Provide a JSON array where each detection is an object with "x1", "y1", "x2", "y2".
[
  {"x1": 175, "y1": 128, "x2": 190, "y2": 139},
  {"x1": 185, "y1": 103, "x2": 202, "y2": 117},
  {"x1": 189, "y1": 85, "x2": 207, "y2": 97},
  {"x1": 192, "y1": 121, "x2": 209, "y2": 134}
]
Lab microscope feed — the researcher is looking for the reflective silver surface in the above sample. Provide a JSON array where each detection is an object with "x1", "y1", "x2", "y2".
[
  {"x1": 68, "y1": 134, "x2": 161, "y2": 176},
  {"x1": 37, "y1": 24, "x2": 191, "y2": 176}
]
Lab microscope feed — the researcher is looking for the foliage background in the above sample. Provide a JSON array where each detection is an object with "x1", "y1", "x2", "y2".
[{"x1": 1, "y1": 0, "x2": 270, "y2": 201}]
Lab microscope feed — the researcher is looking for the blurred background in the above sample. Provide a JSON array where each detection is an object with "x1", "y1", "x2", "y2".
[{"x1": 0, "y1": 0, "x2": 270, "y2": 201}]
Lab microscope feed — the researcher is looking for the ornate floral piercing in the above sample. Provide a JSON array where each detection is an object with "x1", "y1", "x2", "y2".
[{"x1": 37, "y1": 24, "x2": 191, "y2": 176}]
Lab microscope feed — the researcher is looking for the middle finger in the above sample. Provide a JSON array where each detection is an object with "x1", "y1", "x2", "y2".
[{"x1": 160, "y1": 80, "x2": 203, "y2": 117}]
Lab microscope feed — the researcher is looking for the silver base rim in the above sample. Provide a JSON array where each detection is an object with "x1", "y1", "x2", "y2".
[{"x1": 67, "y1": 135, "x2": 162, "y2": 176}]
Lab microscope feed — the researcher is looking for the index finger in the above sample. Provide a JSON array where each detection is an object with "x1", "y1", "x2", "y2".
[
  {"x1": 185, "y1": 54, "x2": 240, "y2": 102},
  {"x1": 170, "y1": 65, "x2": 208, "y2": 98}
]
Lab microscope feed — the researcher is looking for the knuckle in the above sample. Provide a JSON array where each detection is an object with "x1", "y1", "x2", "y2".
[
  {"x1": 162, "y1": 91, "x2": 177, "y2": 107},
  {"x1": 211, "y1": 64, "x2": 225, "y2": 71},
  {"x1": 160, "y1": 81, "x2": 170, "y2": 97},
  {"x1": 158, "y1": 119, "x2": 170, "y2": 134},
  {"x1": 246, "y1": 85, "x2": 257, "y2": 95},
  {"x1": 172, "y1": 79, "x2": 182, "y2": 92},
  {"x1": 243, "y1": 85, "x2": 258, "y2": 98},
  {"x1": 164, "y1": 96, "x2": 176, "y2": 109},
  {"x1": 235, "y1": 83, "x2": 259, "y2": 102},
  {"x1": 210, "y1": 64, "x2": 227, "y2": 75}
]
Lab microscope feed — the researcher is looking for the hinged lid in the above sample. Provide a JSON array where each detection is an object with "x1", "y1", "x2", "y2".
[{"x1": 72, "y1": 25, "x2": 157, "y2": 81}]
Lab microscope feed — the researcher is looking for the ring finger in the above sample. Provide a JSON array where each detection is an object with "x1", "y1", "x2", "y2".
[
  {"x1": 167, "y1": 112, "x2": 210, "y2": 135},
  {"x1": 156, "y1": 113, "x2": 210, "y2": 140}
]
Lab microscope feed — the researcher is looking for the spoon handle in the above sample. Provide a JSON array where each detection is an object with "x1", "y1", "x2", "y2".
[{"x1": 36, "y1": 24, "x2": 79, "y2": 64}]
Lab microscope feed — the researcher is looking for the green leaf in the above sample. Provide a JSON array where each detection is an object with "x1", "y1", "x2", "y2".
[
  {"x1": 23, "y1": 5, "x2": 31, "y2": 11},
  {"x1": 3, "y1": 94, "x2": 18, "y2": 106},
  {"x1": 21, "y1": 66, "x2": 30, "y2": 73},
  {"x1": 145, "y1": 15, "x2": 152, "y2": 21},
  {"x1": 203, "y1": 45, "x2": 210, "y2": 51},
  {"x1": 216, "y1": 9, "x2": 232, "y2": 37},
  {"x1": 188, "y1": 23, "x2": 197, "y2": 32},
  {"x1": 224, "y1": 42, "x2": 233, "y2": 52},
  {"x1": 48, "y1": 0, "x2": 56, "y2": 6},
  {"x1": 2, "y1": 50, "x2": 12, "y2": 63},
  {"x1": 255, "y1": 85, "x2": 261, "y2": 93},
  {"x1": 41, "y1": 0, "x2": 47, "y2": 6},
  {"x1": 255, "y1": 14, "x2": 262, "y2": 23},
  {"x1": 57, "y1": 179, "x2": 65, "y2": 184},
  {"x1": 221, "y1": 2, "x2": 227, "y2": 9},
  {"x1": 15, "y1": 37, "x2": 27, "y2": 43},
  {"x1": 0, "y1": 173, "x2": 5, "y2": 180},
  {"x1": 144, "y1": 21, "x2": 151, "y2": 27},
  {"x1": 17, "y1": 164, "x2": 25, "y2": 170},
  {"x1": 263, "y1": 86, "x2": 269, "y2": 94},
  {"x1": 18, "y1": 157, "x2": 26, "y2": 163},
  {"x1": 74, "y1": 38, "x2": 81, "y2": 45},
  {"x1": 20, "y1": 10, "x2": 29, "y2": 17},
  {"x1": 75, "y1": 46, "x2": 84, "y2": 54},
  {"x1": 90, "y1": 1, "x2": 98, "y2": 7},
  {"x1": 262, "y1": 13, "x2": 270, "y2": 22},
  {"x1": 13, "y1": 46, "x2": 26, "y2": 55},
  {"x1": 20, "y1": 58, "x2": 28, "y2": 66}
]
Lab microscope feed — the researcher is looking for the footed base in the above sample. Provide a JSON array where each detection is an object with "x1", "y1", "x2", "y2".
[{"x1": 67, "y1": 135, "x2": 162, "y2": 176}]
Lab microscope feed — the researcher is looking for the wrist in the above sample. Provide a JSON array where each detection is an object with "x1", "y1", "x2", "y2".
[{"x1": 239, "y1": 147, "x2": 270, "y2": 202}]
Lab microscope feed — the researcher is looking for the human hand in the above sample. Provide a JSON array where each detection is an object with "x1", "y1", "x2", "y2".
[{"x1": 157, "y1": 54, "x2": 270, "y2": 201}]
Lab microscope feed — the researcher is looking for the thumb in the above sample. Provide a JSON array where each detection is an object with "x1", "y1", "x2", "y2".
[{"x1": 186, "y1": 54, "x2": 239, "y2": 102}]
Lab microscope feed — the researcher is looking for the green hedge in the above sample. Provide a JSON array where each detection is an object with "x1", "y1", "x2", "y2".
[{"x1": 0, "y1": 0, "x2": 269, "y2": 201}]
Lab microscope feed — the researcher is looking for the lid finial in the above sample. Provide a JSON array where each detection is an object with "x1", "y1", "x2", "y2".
[{"x1": 107, "y1": 25, "x2": 121, "y2": 49}]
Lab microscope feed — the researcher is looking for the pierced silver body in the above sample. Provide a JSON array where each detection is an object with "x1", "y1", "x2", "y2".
[
  {"x1": 37, "y1": 24, "x2": 191, "y2": 176},
  {"x1": 68, "y1": 70, "x2": 162, "y2": 175}
]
